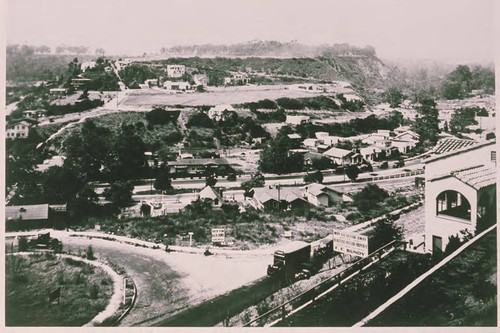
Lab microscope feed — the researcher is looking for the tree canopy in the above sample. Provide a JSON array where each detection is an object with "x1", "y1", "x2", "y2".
[{"x1": 412, "y1": 98, "x2": 440, "y2": 146}]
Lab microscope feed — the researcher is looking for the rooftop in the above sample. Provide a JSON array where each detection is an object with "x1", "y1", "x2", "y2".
[
  {"x1": 323, "y1": 147, "x2": 352, "y2": 158},
  {"x1": 452, "y1": 165, "x2": 496, "y2": 190},
  {"x1": 168, "y1": 158, "x2": 229, "y2": 166},
  {"x1": 425, "y1": 139, "x2": 495, "y2": 164},
  {"x1": 5, "y1": 204, "x2": 49, "y2": 221},
  {"x1": 433, "y1": 138, "x2": 477, "y2": 154}
]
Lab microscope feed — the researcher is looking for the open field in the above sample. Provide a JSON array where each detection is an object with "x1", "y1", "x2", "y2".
[
  {"x1": 121, "y1": 85, "x2": 337, "y2": 107},
  {"x1": 5, "y1": 253, "x2": 113, "y2": 326}
]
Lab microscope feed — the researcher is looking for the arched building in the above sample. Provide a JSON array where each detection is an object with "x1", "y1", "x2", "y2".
[{"x1": 424, "y1": 140, "x2": 496, "y2": 254}]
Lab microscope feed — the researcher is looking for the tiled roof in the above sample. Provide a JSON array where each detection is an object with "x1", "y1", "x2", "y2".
[
  {"x1": 452, "y1": 165, "x2": 496, "y2": 190},
  {"x1": 5, "y1": 204, "x2": 49, "y2": 221},
  {"x1": 433, "y1": 138, "x2": 476, "y2": 154},
  {"x1": 425, "y1": 139, "x2": 495, "y2": 164}
]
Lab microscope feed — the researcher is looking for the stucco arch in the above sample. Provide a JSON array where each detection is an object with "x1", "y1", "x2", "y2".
[{"x1": 435, "y1": 189, "x2": 472, "y2": 221}]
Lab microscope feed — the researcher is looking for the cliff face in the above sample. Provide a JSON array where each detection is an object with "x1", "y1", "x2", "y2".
[{"x1": 160, "y1": 41, "x2": 394, "y2": 89}]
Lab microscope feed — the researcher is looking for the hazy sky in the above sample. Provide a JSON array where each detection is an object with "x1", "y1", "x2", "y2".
[{"x1": 5, "y1": 0, "x2": 496, "y2": 63}]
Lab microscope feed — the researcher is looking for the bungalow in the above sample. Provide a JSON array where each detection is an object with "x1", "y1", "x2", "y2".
[
  {"x1": 286, "y1": 115, "x2": 310, "y2": 126},
  {"x1": 22, "y1": 109, "x2": 46, "y2": 119},
  {"x1": 167, "y1": 64, "x2": 186, "y2": 78},
  {"x1": 395, "y1": 130, "x2": 420, "y2": 142},
  {"x1": 193, "y1": 74, "x2": 209, "y2": 87},
  {"x1": 303, "y1": 183, "x2": 330, "y2": 207},
  {"x1": 167, "y1": 158, "x2": 233, "y2": 178},
  {"x1": 391, "y1": 139, "x2": 416, "y2": 155},
  {"x1": 303, "y1": 138, "x2": 319, "y2": 149},
  {"x1": 6, "y1": 120, "x2": 30, "y2": 139},
  {"x1": 303, "y1": 183, "x2": 347, "y2": 207},
  {"x1": 318, "y1": 135, "x2": 340, "y2": 146},
  {"x1": 224, "y1": 72, "x2": 249, "y2": 85},
  {"x1": 163, "y1": 81, "x2": 191, "y2": 91},
  {"x1": 323, "y1": 147, "x2": 362, "y2": 165},
  {"x1": 251, "y1": 187, "x2": 311, "y2": 212},
  {"x1": 199, "y1": 186, "x2": 224, "y2": 207},
  {"x1": 208, "y1": 104, "x2": 235, "y2": 121}
]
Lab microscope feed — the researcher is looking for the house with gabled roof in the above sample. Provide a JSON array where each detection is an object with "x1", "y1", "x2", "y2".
[
  {"x1": 323, "y1": 147, "x2": 362, "y2": 165},
  {"x1": 199, "y1": 186, "x2": 224, "y2": 207},
  {"x1": 251, "y1": 186, "x2": 311, "y2": 212}
]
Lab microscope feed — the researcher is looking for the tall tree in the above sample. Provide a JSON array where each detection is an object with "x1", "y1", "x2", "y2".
[
  {"x1": 154, "y1": 164, "x2": 172, "y2": 191},
  {"x1": 259, "y1": 127, "x2": 303, "y2": 174},
  {"x1": 412, "y1": 98, "x2": 440, "y2": 146},
  {"x1": 383, "y1": 87, "x2": 405, "y2": 108},
  {"x1": 104, "y1": 181, "x2": 134, "y2": 208},
  {"x1": 108, "y1": 124, "x2": 147, "y2": 180},
  {"x1": 449, "y1": 107, "x2": 478, "y2": 133}
]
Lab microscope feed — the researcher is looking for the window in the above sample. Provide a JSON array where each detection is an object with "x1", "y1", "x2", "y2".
[
  {"x1": 436, "y1": 190, "x2": 471, "y2": 220},
  {"x1": 491, "y1": 151, "x2": 496, "y2": 163}
]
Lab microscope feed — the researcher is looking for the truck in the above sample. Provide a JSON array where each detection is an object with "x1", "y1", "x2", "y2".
[
  {"x1": 27, "y1": 232, "x2": 61, "y2": 251},
  {"x1": 267, "y1": 241, "x2": 311, "y2": 279}
]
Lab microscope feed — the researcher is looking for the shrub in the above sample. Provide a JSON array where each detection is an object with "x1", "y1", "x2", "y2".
[
  {"x1": 86, "y1": 246, "x2": 95, "y2": 260},
  {"x1": 18, "y1": 236, "x2": 29, "y2": 252},
  {"x1": 186, "y1": 112, "x2": 214, "y2": 128},
  {"x1": 89, "y1": 284, "x2": 99, "y2": 299}
]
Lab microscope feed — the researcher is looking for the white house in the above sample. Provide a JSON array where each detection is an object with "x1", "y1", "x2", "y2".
[
  {"x1": 224, "y1": 72, "x2": 249, "y2": 85},
  {"x1": 391, "y1": 139, "x2": 416, "y2": 155},
  {"x1": 199, "y1": 186, "x2": 224, "y2": 207},
  {"x1": 303, "y1": 138, "x2": 320, "y2": 148},
  {"x1": 323, "y1": 147, "x2": 362, "y2": 165},
  {"x1": 286, "y1": 115, "x2": 310, "y2": 126},
  {"x1": 208, "y1": 105, "x2": 235, "y2": 121},
  {"x1": 315, "y1": 132, "x2": 329, "y2": 139},
  {"x1": 167, "y1": 64, "x2": 185, "y2": 78},
  {"x1": 193, "y1": 74, "x2": 209, "y2": 87},
  {"x1": 303, "y1": 183, "x2": 330, "y2": 207},
  {"x1": 22, "y1": 109, "x2": 46, "y2": 119},
  {"x1": 424, "y1": 140, "x2": 496, "y2": 253},
  {"x1": 6, "y1": 120, "x2": 30, "y2": 139},
  {"x1": 395, "y1": 130, "x2": 420, "y2": 142},
  {"x1": 163, "y1": 81, "x2": 190, "y2": 91},
  {"x1": 115, "y1": 59, "x2": 132, "y2": 71},
  {"x1": 81, "y1": 61, "x2": 96, "y2": 72}
]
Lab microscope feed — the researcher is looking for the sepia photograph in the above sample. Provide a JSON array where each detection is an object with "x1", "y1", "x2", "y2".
[{"x1": 1, "y1": 0, "x2": 498, "y2": 329}]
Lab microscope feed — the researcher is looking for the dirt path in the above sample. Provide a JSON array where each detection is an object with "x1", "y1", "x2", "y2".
[{"x1": 50, "y1": 233, "x2": 270, "y2": 326}]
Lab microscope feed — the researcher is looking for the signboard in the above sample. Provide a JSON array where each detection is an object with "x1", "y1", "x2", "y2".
[
  {"x1": 332, "y1": 229, "x2": 369, "y2": 257},
  {"x1": 211, "y1": 228, "x2": 226, "y2": 243}
]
